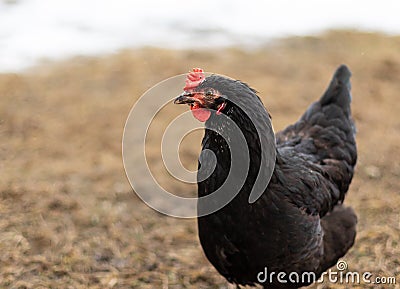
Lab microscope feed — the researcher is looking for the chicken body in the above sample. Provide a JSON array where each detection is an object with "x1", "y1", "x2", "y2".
[{"x1": 177, "y1": 65, "x2": 357, "y2": 288}]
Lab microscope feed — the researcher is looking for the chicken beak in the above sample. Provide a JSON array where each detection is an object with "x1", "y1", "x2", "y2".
[{"x1": 174, "y1": 92, "x2": 195, "y2": 104}]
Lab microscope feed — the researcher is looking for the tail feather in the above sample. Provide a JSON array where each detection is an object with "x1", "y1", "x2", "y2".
[
  {"x1": 277, "y1": 65, "x2": 356, "y2": 161},
  {"x1": 277, "y1": 64, "x2": 355, "y2": 146},
  {"x1": 319, "y1": 64, "x2": 352, "y2": 115}
]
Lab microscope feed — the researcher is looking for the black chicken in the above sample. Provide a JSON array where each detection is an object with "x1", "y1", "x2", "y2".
[{"x1": 174, "y1": 65, "x2": 357, "y2": 288}]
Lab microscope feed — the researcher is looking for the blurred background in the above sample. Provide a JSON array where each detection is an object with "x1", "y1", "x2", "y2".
[
  {"x1": 1, "y1": 0, "x2": 399, "y2": 288},
  {"x1": 2, "y1": 0, "x2": 400, "y2": 72}
]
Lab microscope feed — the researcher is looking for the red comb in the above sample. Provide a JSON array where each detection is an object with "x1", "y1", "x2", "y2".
[{"x1": 184, "y1": 68, "x2": 205, "y2": 91}]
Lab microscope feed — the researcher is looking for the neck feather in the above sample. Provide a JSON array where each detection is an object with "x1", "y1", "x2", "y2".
[{"x1": 201, "y1": 94, "x2": 276, "y2": 203}]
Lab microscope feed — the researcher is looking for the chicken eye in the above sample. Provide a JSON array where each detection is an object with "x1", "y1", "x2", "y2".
[{"x1": 205, "y1": 90, "x2": 213, "y2": 97}]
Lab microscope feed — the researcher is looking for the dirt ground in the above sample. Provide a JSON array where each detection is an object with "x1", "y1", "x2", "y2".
[{"x1": 1, "y1": 31, "x2": 400, "y2": 288}]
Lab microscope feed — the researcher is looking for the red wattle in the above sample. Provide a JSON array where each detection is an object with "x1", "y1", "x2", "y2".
[{"x1": 190, "y1": 104, "x2": 211, "y2": 122}]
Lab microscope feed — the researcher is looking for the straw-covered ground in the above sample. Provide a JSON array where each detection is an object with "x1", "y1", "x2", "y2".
[{"x1": 1, "y1": 31, "x2": 399, "y2": 288}]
